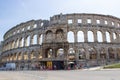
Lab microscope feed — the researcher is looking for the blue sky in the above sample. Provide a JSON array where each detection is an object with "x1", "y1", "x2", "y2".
[{"x1": 0, "y1": 0, "x2": 120, "y2": 41}]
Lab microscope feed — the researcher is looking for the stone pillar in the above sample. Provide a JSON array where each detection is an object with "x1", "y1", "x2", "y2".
[
  {"x1": 27, "y1": 51, "x2": 31, "y2": 60},
  {"x1": 52, "y1": 48, "x2": 56, "y2": 58},
  {"x1": 64, "y1": 31, "x2": 68, "y2": 42},
  {"x1": 94, "y1": 30, "x2": 98, "y2": 42},
  {"x1": 110, "y1": 32, "x2": 113, "y2": 43},
  {"x1": 74, "y1": 31, "x2": 77, "y2": 43},
  {"x1": 116, "y1": 33, "x2": 119, "y2": 43},
  {"x1": 37, "y1": 34, "x2": 40, "y2": 44},
  {"x1": 96, "y1": 48, "x2": 100, "y2": 60},
  {"x1": 84, "y1": 31, "x2": 88, "y2": 42},
  {"x1": 24, "y1": 36, "x2": 27, "y2": 46},
  {"x1": 42, "y1": 48, "x2": 45, "y2": 58},
  {"x1": 30, "y1": 35, "x2": 33, "y2": 45},
  {"x1": 19, "y1": 39, "x2": 22, "y2": 47},
  {"x1": 16, "y1": 52, "x2": 19, "y2": 61},
  {"x1": 42, "y1": 33, "x2": 46, "y2": 43},
  {"x1": 14, "y1": 40, "x2": 16, "y2": 48},
  {"x1": 113, "y1": 48, "x2": 117, "y2": 60},
  {"x1": 75, "y1": 47, "x2": 79, "y2": 65},
  {"x1": 105, "y1": 48, "x2": 109, "y2": 61},
  {"x1": 102, "y1": 32, "x2": 106, "y2": 42},
  {"x1": 85, "y1": 48, "x2": 90, "y2": 60},
  {"x1": 21, "y1": 52, "x2": 24, "y2": 61}
]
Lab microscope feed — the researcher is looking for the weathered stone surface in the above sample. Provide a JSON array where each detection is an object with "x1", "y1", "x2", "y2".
[{"x1": 1, "y1": 13, "x2": 120, "y2": 69}]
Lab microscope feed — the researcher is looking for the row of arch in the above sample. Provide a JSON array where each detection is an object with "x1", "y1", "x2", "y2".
[
  {"x1": 3, "y1": 34, "x2": 43, "y2": 51},
  {"x1": 67, "y1": 30, "x2": 119, "y2": 43},
  {"x1": 5, "y1": 20, "x2": 46, "y2": 40},
  {"x1": 2, "y1": 47, "x2": 120, "y2": 62},
  {"x1": 3, "y1": 29, "x2": 120, "y2": 52}
]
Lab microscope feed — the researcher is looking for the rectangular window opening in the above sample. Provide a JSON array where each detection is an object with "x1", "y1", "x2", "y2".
[
  {"x1": 78, "y1": 19, "x2": 82, "y2": 23},
  {"x1": 87, "y1": 19, "x2": 91, "y2": 24},
  {"x1": 96, "y1": 20, "x2": 100, "y2": 24},
  {"x1": 68, "y1": 19, "x2": 73, "y2": 24}
]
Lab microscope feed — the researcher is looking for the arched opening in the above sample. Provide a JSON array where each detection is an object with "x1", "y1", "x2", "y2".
[
  {"x1": 30, "y1": 51, "x2": 36, "y2": 60},
  {"x1": 27, "y1": 26, "x2": 31, "y2": 30},
  {"x1": 77, "y1": 31, "x2": 84, "y2": 42},
  {"x1": 106, "y1": 31, "x2": 111, "y2": 42},
  {"x1": 21, "y1": 37, "x2": 24, "y2": 47},
  {"x1": 38, "y1": 51, "x2": 42, "y2": 59},
  {"x1": 68, "y1": 48, "x2": 75, "y2": 60},
  {"x1": 116, "y1": 48, "x2": 120, "y2": 59},
  {"x1": 113, "y1": 32, "x2": 117, "y2": 41},
  {"x1": 33, "y1": 24, "x2": 37, "y2": 28},
  {"x1": 26, "y1": 36, "x2": 30, "y2": 46},
  {"x1": 88, "y1": 31, "x2": 94, "y2": 42},
  {"x1": 45, "y1": 48, "x2": 53, "y2": 58},
  {"x1": 10, "y1": 54, "x2": 12, "y2": 61},
  {"x1": 56, "y1": 48, "x2": 64, "y2": 58},
  {"x1": 67, "y1": 31, "x2": 74, "y2": 43},
  {"x1": 99, "y1": 47, "x2": 106, "y2": 59},
  {"x1": 33, "y1": 34, "x2": 37, "y2": 44},
  {"x1": 16, "y1": 39, "x2": 19, "y2": 48},
  {"x1": 40, "y1": 34, "x2": 43, "y2": 45},
  {"x1": 56, "y1": 29, "x2": 64, "y2": 42},
  {"x1": 18, "y1": 52, "x2": 22, "y2": 60},
  {"x1": 108, "y1": 47, "x2": 114, "y2": 59},
  {"x1": 88, "y1": 47, "x2": 97, "y2": 59},
  {"x1": 78, "y1": 48, "x2": 86, "y2": 60},
  {"x1": 46, "y1": 30, "x2": 53, "y2": 42},
  {"x1": 24, "y1": 52, "x2": 28, "y2": 60},
  {"x1": 12, "y1": 40, "x2": 15, "y2": 49},
  {"x1": 97, "y1": 31, "x2": 103, "y2": 42},
  {"x1": 13, "y1": 53, "x2": 17, "y2": 61}
]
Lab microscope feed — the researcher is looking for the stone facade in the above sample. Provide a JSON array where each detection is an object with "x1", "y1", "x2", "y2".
[{"x1": 1, "y1": 13, "x2": 120, "y2": 70}]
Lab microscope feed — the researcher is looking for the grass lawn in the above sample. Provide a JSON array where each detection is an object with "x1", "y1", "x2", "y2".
[{"x1": 104, "y1": 63, "x2": 120, "y2": 69}]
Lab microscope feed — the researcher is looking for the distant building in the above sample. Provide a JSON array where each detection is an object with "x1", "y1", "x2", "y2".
[{"x1": 1, "y1": 13, "x2": 120, "y2": 70}]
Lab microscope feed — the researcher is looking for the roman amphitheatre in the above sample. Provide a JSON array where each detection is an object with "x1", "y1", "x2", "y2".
[{"x1": 1, "y1": 13, "x2": 120, "y2": 70}]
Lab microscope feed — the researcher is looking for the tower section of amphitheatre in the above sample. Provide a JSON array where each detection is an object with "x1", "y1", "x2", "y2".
[{"x1": 1, "y1": 13, "x2": 120, "y2": 70}]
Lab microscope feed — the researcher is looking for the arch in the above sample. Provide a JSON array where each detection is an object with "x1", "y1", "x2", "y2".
[
  {"x1": 27, "y1": 26, "x2": 31, "y2": 30},
  {"x1": 88, "y1": 31, "x2": 94, "y2": 42},
  {"x1": 46, "y1": 30, "x2": 53, "y2": 42},
  {"x1": 33, "y1": 34, "x2": 37, "y2": 44},
  {"x1": 106, "y1": 31, "x2": 111, "y2": 42},
  {"x1": 56, "y1": 29, "x2": 64, "y2": 42},
  {"x1": 24, "y1": 52, "x2": 28, "y2": 60},
  {"x1": 113, "y1": 32, "x2": 117, "y2": 40},
  {"x1": 21, "y1": 37, "x2": 24, "y2": 47},
  {"x1": 78, "y1": 48, "x2": 86, "y2": 59},
  {"x1": 30, "y1": 51, "x2": 36, "y2": 60},
  {"x1": 38, "y1": 51, "x2": 42, "y2": 59},
  {"x1": 18, "y1": 52, "x2": 22, "y2": 60},
  {"x1": 116, "y1": 48, "x2": 120, "y2": 59},
  {"x1": 97, "y1": 31, "x2": 103, "y2": 42},
  {"x1": 26, "y1": 36, "x2": 30, "y2": 46},
  {"x1": 45, "y1": 48, "x2": 53, "y2": 58},
  {"x1": 68, "y1": 48, "x2": 75, "y2": 60},
  {"x1": 16, "y1": 38, "x2": 19, "y2": 48},
  {"x1": 108, "y1": 47, "x2": 114, "y2": 59},
  {"x1": 56, "y1": 48, "x2": 64, "y2": 58},
  {"x1": 40, "y1": 34, "x2": 43, "y2": 45},
  {"x1": 88, "y1": 47, "x2": 97, "y2": 59},
  {"x1": 67, "y1": 31, "x2": 74, "y2": 43},
  {"x1": 77, "y1": 31, "x2": 84, "y2": 42},
  {"x1": 12, "y1": 40, "x2": 15, "y2": 49},
  {"x1": 99, "y1": 47, "x2": 106, "y2": 59},
  {"x1": 33, "y1": 24, "x2": 37, "y2": 28}
]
